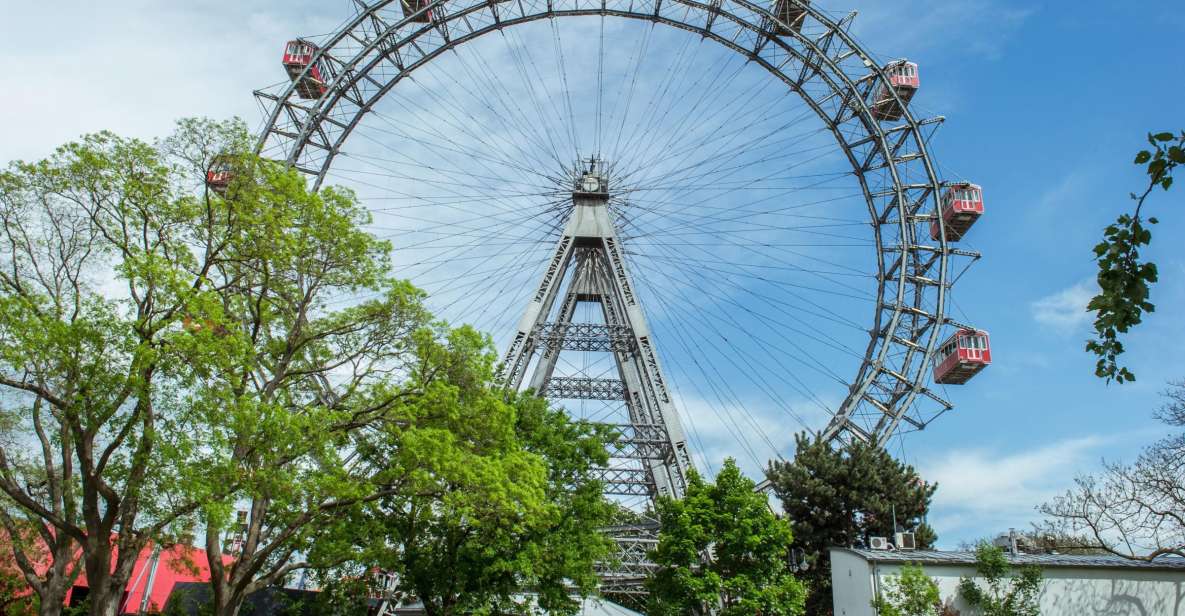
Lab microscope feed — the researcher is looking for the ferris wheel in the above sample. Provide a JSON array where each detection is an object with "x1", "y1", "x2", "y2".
[{"x1": 242, "y1": 0, "x2": 991, "y2": 587}]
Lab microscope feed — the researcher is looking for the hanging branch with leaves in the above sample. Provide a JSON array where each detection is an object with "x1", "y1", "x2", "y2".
[{"x1": 1086, "y1": 130, "x2": 1183, "y2": 383}]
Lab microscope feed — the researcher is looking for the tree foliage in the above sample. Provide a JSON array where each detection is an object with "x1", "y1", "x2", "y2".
[
  {"x1": 957, "y1": 544, "x2": 1042, "y2": 616},
  {"x1": 157, "y1": 118, "x2": 448, "y2": 616},
  {"x1": 647, "y1": 459, "x2": 806, "y2": 616},
  {"x1": 342, "y1": 374, "x2": 615, "y2": 616},
  {"x1": 872, "y1": 564, "x2": 943, "y2": 616},
  {"x1": 0, "y1": 125, "x2": 252, "y2": 616},
  {"x1": 1040, "y1": 379, "x2": 1185, "y2": 560},
  {"x1": 1087, "y1": 130, "x2": 1183, "y2": 383},
  {"x1": 766, "y1": 433, "x2": 937, "y2": 616}
]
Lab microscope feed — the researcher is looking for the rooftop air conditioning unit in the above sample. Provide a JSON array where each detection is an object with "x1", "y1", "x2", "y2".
[
  {"x1": 869, "y1": 536, "x2": 890, "y2": 550},
  {"x1": 895, "y1": 532, "x2": 917, "y2": 551}
]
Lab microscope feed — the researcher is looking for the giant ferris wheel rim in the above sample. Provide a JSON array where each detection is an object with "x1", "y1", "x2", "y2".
[{"x1": 253, "y1": 0, "x2": 960, "y2": 448}]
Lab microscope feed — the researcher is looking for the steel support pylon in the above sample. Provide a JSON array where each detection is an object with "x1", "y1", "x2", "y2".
[{"x1": 498, "y1": 160, "x2": 695, "y2": 594}]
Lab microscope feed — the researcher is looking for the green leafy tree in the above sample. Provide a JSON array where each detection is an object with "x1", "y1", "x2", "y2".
[
  {"x1": 0, "y1": 124, "x2": 257, "y2": 616},
  {"x1": 766, "y1": 433, "x2": 937, "y2": 616},
  {"x1": 873, "y1": 564, "x2": 942, "y2": 616},
  {"x1": 1087, "y1": 130, "x2": 1183, "y2": 383},
  {"x1": 346, "y1": 377, "x2": 615, "y2": 616},
  {"x1": 957, "y1": 544, "x2": 1042, "y2": 616},
  {"x1": 647, "y1": 458, "x2": 807, "y2": 616},
  {"x1": 154, "y1": 119, "x2": 446, "y2": 616},
  {"x1": 0, "y1": 117, "x2": 443, "y2": 616}
]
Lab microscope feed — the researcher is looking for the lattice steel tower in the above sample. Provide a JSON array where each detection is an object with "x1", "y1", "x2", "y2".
[{"x1": 498, "y1": 159, "x2": 695, "y2": 590}]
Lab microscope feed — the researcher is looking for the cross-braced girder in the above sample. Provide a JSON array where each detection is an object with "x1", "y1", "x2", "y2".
[
  {"x1": 499, "y1": 163, "x2": 694, "y2": 503},
  {"x1": 491, "y1": 163, "x2": 696, "y2": 594}
]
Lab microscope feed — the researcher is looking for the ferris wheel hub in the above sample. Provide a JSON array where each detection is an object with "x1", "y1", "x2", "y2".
[{"x1": 573, "y1": 157, "x2": 610, "y2": 197}]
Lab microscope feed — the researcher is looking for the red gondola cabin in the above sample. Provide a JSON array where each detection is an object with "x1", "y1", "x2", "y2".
[
  {"x1": 933, "y1": 329, "x2": 991, "y2": 385},
  {"x1": 773, "y1": 0, "x2": 808, "y2": 35},
  {"x1": 205, "y1": 155, "x2": 233, "y2": 194},
  {"x1": 402, "y1": 0, "x2": 434, "y2": 22},
  {"x1": 931, "y1": 182, "x2": 984, "y2": 241},
  {"x1": 871, "y1": 61, "x2": 919, "y2": 122},
  {"x1": 282, "y1": 40, "x2": 328, "y2": 99}
]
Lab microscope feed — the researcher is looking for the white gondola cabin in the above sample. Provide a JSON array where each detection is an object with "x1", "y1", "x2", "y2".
[
  {"x1": 205, "y1": 155, "x2": 233, "y2": 195},
  {"x1": 930, "y1": 182, "x2": 984, "y2": 241},
  {"x1": 282, "y1": 40, "x2": 328, "y2": 99},
  {"x1": 933, "y1": 329, "x2": 991, "y2": 385},
  {"x1": 401, "y1": 0, "x2": 434, "y2": 23},
  {"x1": 871, "y1": 61, "x2": 919, "y2": 122},
  {"x1": 773, "y1": 0, "x2": 808, "y2": 35}
]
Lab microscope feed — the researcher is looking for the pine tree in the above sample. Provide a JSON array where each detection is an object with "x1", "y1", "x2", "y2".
[{"x1": 766, "y1": 433, "x2": 937, "y2": 616}]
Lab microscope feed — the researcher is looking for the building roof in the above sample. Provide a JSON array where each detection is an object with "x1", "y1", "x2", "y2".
[
  {"x1": 577, "y1": 598, "x2": 646, "y2": 616},
  {"x1": 834, "y1": 548, "x2": 1185, "y2": 572},
  {"x1": 388, "y1": 598, "x2": 642, "y2": 616}
]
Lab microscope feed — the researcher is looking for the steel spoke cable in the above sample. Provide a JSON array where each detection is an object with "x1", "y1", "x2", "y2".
[
  {"x1": 616, "y1": 68, "x2": 823, "y2": 185},
  {"x1": 606, "y1": 21, "x2": 657, "y2": 162},
  {"x1": 428, "y1": 43, "x2": 568, "y2": 173},
  {"x1": 623, "y1": 135, "x2": 843, "y2": 193},
  {"x1": 621, "y1": 116, "x2": 840, "y2": 200},
  {"x1": 351, "y1": 114, "x2": 552, "y2": 184},
  {"x1": 342, "y1": 127, "x2": 559, "y2": 196},
  {"x1": 371, "y1": 75, "x2": 557, "y2": 181},
  {"x1": 635, "y1": 273, "x2": 778, "y2": 468},
  {"x1": 621, "y1": 186, "x2": 875, "y2": 250},
  {"x1": 685, "y1": 229, "x2": 875, "y2": 294},
  {"x1": 632, "y1": 222, "x2": 872, "y2": 337},
  {"x1": 608, "y1": 31, "x2": 701, "y2": 168},
  {"x1": 628, "y1": 251, "x2": 873, "y2": 281},
  {"x1": 611, "y1": 34, "x2": 750, "y2": 172},
  {"x1": 617, "y1": 184, "x2": 861, "y2": 219},
  {"x1": 631, "y1": 251, "x2": 872, "y2": 340},
  {"x1": 350, "y1": 187, "x2": 563, "y2": 239},
  {"x1": 608, "y1": 30, "x2": 702, "y2": 162},
  {"x1": 444, "y1": 32, "x2": 572, "y2": 172},
  {"x1": 631, "y1": 245, "x2": 848, "y2": 423},
  {"x1": 595, "y1": 12, "x2": 606, "y2": 156},
  {"x1": 634, "y1": 244, "x2": 865, "y2": 378},
  {"x1": 547, "y1": 17, "x2": 582, "y2": 157},
  {"x1": 601, "y1": 19, "x2": 654, "y2": 162},
  {"x1": 337, "y1": 149, "x2": 558, "y2": 192},
  {"x1": 620, "y1": 63, "x2": 796, "y2": 183},
  {"x1": 392, "y1": 73, "x2": 556, "y2": 177},
  {"x1": 329, "y1": 165, "x2": 559, "y2": 195},
  {"x1": 498, "y1": 25, "x2": 574, "y2": 167},
  {"x1": 329, "y1": 157, "x2": 563, "y2": 225}
]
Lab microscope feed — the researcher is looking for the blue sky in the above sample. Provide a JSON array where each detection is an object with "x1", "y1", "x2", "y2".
[{"x1": 2, "y1": 0, "x2": 1183, "y2": 547}]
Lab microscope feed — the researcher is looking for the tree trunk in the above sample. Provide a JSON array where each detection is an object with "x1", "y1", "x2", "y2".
[
  {"x1": 38, "y1": 599, "x2": 63, "y2": 616},
  {"x1": 89, "y1": 585, "x2": 122, "y2": 616},
  {"x1": 85, "y1": 546, "x2": 140, "y2": 616},
  {"x1": 212, "y1": 587, "x2": 249, "y2": 616},
  {"x1": 37, "y1": 580, "x2": 68, "y2": 616}
]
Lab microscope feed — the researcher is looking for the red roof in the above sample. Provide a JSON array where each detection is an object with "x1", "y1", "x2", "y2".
[
  {"x1": 2, "y1": 529, "x2": 230, "y2": 613},
  {"x1": 111, "y1": 543, "x2": 232, "y2": 613}
]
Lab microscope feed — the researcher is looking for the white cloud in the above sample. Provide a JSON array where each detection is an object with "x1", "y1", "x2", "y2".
[
  {"x1": 1031, "y1": 280, "x2": 1095, "y2": 333},
  {"x1": 0, "y1": 1, "x2": 340, "y2": 162},
  {"x1": 921, "y1": 435, "x2": 1105, "y2": 546}
]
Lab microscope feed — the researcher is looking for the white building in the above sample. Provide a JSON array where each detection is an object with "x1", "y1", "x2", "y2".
[{"x1": 830, "y1": 547, "x2": 1185, "y2": 616}]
